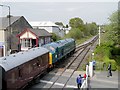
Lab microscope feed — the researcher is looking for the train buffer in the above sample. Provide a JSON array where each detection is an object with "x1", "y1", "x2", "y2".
[{"x1": 88, "y1": 71, "x2": 119, "y2": 88}]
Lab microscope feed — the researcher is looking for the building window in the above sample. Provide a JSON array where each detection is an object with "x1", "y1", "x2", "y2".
[
  {"x1": 21, "y1": 39, "x2": 31, "y2": 47},
  {"x1": 25, "y1": 39, "x2": 30, "y2": 47},
  {"x1": 21, "y1": 39, "x2": 25, "y2": 47},
  {"x1": 41, "y1": 38, "x2": 44, "y2": 46}
]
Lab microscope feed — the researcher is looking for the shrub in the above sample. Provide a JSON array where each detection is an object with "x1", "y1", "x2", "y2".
[
  {"x1": 51, "y1": 33, "x2": 61, "y2": 41},
  {"x1": 104, "y1": 60, "x2": 117, "y2": 71},
  {"x1": 65, "y1": 28, "x2": 84, "y2": 40}
]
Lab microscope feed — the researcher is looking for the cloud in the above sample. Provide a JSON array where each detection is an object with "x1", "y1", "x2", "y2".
[
  {"x1": 1, "y1": 0, "x2": 119, "y2": 2},
  {"x1": 66, "y1": 7, "x2": 78, "y2": 12}
]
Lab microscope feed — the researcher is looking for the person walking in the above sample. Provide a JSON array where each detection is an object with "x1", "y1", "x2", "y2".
[
  {"x1": 107, "y1": 63, "x2": 112, "y2": 77},
  {"x1": 76, "y1": 74, "x2": 82, "y2": 89}
]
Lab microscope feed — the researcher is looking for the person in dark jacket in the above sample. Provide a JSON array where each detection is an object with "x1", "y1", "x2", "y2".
[
  {"x1": 107, "y1": 63, "x2": 112, "y2": 77},
  {"x1": 76, "y1": 74, "x2": 82, "y2": 89}
]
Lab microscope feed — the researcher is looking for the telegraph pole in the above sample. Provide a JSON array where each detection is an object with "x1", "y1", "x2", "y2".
[
  {"x1": 98, "y1": 26, "x2": 101, "y2": 46},
  {"x1": 0, "y1": 5, "x2": 11, "y2": 55}
]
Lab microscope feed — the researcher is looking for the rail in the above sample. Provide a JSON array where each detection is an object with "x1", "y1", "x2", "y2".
[
  {"x1": 48, "y1": 35, "x2": 98, "y2": 89},
  {"x1": 30, "y1": 35, "x2": 98, "y2": 89}
]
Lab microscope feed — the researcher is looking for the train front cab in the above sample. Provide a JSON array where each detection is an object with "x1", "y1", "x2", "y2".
[
  {"x1": 48, "y1": 47, "x2": 59, "y2": 68},
  {"x1": 0, "y1": 66, "x2": 6, "y2": 90},
  {"x1": 43, "y1": 44, "x2": 58, "y2": 68}
]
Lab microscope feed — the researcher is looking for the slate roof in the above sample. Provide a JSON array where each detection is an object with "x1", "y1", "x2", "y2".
[
  {"x1": 31, "y1": 28, "x2": 52, "y2": 37},
  {"x1": 18, "y1": 28, "x2": 52, "y2": 37},
  {"x1": 0, "y1": 16, "x2": 21, "y2": 29},
  {"x1": 29, "y1": 21, "x2": 58, "y2": 27}
]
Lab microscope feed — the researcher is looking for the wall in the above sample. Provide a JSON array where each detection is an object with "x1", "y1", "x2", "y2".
[
  {"x1": 52, "y1": 26, "x2": 60, "y2": 37},
  {"x1": 9, "y1": 16, "x2": 32, "y2": 50},
  {"x1": 20, "y1": 31, "x2": 36, "y2": 39}
]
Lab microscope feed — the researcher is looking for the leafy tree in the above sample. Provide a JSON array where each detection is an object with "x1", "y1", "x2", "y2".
[
  {"x1": 65, "y1": 28, "x2": 84, "y2": 39},
  {"x1": 109, "y1": 11, "x2": 120, "y2": 45},
  {"x1": 85, "y1": 22, "x2": 98, "y2": 36},
  {"x1": 51, "y1": 33, "x2": 61, "y2": 41},
  {"x1": 69, "y1": 17, "x2": 84, "y2": 30},
  {"x1": 105, "y1": 10, "x2": 120, "y2": 45},
  {"x1": 55, "y1": 22, "x2": 65, "y2": 27},
  {"x1": 66, "y1": 17, "x2": 98, "y2": 41}
]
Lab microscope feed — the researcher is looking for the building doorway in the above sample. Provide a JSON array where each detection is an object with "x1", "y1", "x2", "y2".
[{"x1": 32, "y1": 39, "x2": 36, "y2": 47}]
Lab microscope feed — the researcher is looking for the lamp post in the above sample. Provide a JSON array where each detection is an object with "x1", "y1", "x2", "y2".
[{"x1": 0, "y1": 4, "x2": 11, "y2": 55}]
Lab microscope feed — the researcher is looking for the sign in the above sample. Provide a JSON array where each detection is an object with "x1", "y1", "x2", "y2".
[
  {"x1": 0, "y1": 42, "x2": 4, "y2": 46},
  {"x1": 0, "y1": 46, "x2": 3, "y2": 48},
  {"x1": 0, "y1": 42, "x2": 4, "y2": 48}
]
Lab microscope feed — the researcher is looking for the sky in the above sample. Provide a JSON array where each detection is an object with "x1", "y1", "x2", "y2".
[{"x1": 0, "y1": 0, "x2": 119, "y2": 25}]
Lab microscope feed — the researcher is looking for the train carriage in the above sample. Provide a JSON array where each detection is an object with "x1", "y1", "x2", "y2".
[{"x1": 0, "y1": 47, "x2": 49, "y2": 90}]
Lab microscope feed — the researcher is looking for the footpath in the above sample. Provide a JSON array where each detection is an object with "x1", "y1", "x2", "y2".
[{"x1": 89, "y1": 71, "x2": 119, "y2": 89}]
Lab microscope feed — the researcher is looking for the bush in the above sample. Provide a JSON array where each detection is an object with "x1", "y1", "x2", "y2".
[
  {"x1": 111, "y1": 47, "x2": 120, "y2": 55},
  {"x1": 51, "y1": 33, "x2": 61, "y2": 41},
  {"x1": 65, "y1": 28, "x2": 84, "y2": 40},
  {"x1": 104, "y1": 60, "x2": 117, "y2": 71}
]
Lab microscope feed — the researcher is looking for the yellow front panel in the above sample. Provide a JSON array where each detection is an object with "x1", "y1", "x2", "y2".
[{"x1": 49, "y1": 53, "x2": 52, "y2": 65}]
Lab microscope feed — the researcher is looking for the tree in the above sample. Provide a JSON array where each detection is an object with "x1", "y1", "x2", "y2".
[
  {"x1": 85, "y1": 22, "x2": 98, "y2": 36},
  {"x1": 55, "y1": 22, "x2": 65, "y2": 27},
  {"x1": 51, "y1": 33, "x2": 61, "y2": 41},
  {"x1": 107, "y1": 10, "x2": 120, "y2": 45},
  {"x1": 65, "y1": 28, "x2": 84, "y2": 39},
  {"x1": 69, "y1": 17, "x2": 84, "y2": 30}
]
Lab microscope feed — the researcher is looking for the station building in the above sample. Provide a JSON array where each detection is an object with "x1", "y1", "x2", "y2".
[
  {"x1": 17, "y1": 28, "x2": 52, "y2": 51},
  {"x1": 0, "y1": 16, "x2": 32, "y2": 56},
  {"x1": 29, "y1": 21, "x2": 65, "y2": 37}
]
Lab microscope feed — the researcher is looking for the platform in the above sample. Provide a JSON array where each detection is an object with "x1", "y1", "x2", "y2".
[{"x1": 89, "y1": 71, "x2": 119, "y2": 89}]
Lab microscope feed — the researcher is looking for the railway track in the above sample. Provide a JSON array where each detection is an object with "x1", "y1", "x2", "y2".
[
  {"x1": 48, "y1": 35, "x2": 98, "y2": 89},
  {"x1": 28, "y1": 35, "x2": 98, "y2": 89}
]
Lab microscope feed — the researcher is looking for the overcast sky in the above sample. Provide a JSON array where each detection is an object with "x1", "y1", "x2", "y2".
[{"x1": 0, "y1": 0, "x2": 119, "y2": 25}]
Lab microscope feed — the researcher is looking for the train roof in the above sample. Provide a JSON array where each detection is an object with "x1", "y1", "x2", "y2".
[
  {"x1": 43, "y1": 42, "x2": 59, "y2": 52},
  {"x1": 43, "y1": 38, "x2": 75, "y2": 52},
  {"x1": 56, "y1": 38, "x2": 75, "y2": 46},
  {"x1": 0, "y1": 47, "x2": 49, "y2": 71}
]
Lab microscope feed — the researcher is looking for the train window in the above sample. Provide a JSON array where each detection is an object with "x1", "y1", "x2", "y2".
[
  {"x1": 11, "y1": 73, "x2": 15, "y2": 83},
  {"x1": 38, "y1": 57, "x2": 42, "y2": 65},
  {"x1": 41, "y1": 56, "x2": 45, "y2": 64},
  {"x1": 18, "y1": 67, "x2": 22, "y2": 78},
  {"x1": 36, "y1": 59, "x2": 40, "y2": 67},
  {"x1": 42, "y1": 54, "x2": 48, "y2": 65},
  {"x1": 28, "y1": 64, "x2": 32, "y2": 73}
]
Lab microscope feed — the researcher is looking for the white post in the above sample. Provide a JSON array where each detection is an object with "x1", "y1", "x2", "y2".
[
  {"x1": 89, "y1": 62, "x2": 93, "y2": 77},
  {"x1": 98, "y1": 26, "x2": 100, "y2": 46},
  {"x1": 86, "y1": 65, "x2": 89, "y2": 88},
  {"x1": 86, "y1": 65, "x2": 89, "y2": 77}
]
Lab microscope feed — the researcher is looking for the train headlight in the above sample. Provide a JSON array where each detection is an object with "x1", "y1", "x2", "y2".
[{"x1": 55, "y1": 55, "x2": 57, "y2": 58}]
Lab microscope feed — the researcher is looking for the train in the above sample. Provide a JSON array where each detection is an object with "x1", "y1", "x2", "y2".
[
  {"x1": 43, "y1": 38, "x2": 76, "y2": 68},
  {"x1": 0, "y1": 38, "x2": 76, "y2": 90}
]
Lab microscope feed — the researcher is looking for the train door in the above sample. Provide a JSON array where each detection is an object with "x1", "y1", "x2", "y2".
[{"x1": 0, "y1": 66, "x2": 6, "y2": 90}]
